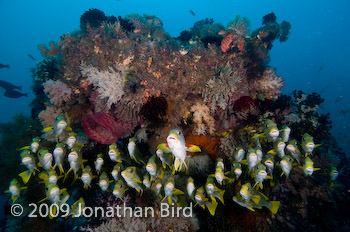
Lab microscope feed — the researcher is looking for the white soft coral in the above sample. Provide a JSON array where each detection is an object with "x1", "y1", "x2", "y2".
[{"x1": 80, "y1": 63, "x2": 127, "y2": 109}]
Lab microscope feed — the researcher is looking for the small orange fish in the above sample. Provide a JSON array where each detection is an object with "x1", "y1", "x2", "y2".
[
  {"x1": 133, "y1": 28, "x2": 141, "y2": 33},
  {"x1": 218, "y1": 30, "x2": 226, "y2": 35}
]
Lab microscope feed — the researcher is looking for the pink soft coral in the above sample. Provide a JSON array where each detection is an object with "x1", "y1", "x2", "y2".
[
  {"x1": 81, "y1": 112, "x2": 137, "y2": 144},
  {"x1": 253, "y1": 67, "x2": 284, "y2": 100},
  {"x1": 38, "y1": 106, "x2": 62, "y2": 128},
  {"x1": 43, "y1": 80, "x2": 72, "y2": 106}
]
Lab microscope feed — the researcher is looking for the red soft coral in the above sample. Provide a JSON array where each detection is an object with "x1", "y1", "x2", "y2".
[
  {"x1": 221, "y1": 34, "x2": 245, "y2": 53},
  {"x1": 82, "y1": 112, "x2": 137, "y2": 144}
]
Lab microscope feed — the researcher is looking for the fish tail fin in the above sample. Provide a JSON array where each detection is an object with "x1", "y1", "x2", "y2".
[
  {"x1": 59, "y1": 164, "x2": 65, "y2": 174},
  {"x1": 159, "y1": 167, "x2": 164, "y2": 180},
  {"x1": 19, "y1": 170, "x2": 32, "y2": 184},
  {"x1": 63, "y1": 169, "x2": 72, "y2": 182},
  {"x1": 183, "y1": 160, "x2": 188, "y2": 173},
  {"x1": 168, "y1": 197, "x2": 173, "y2": 205},
  {"x1": 71, "y1": 173, "x2": 78, "y2": 185},
  {"x1": 174, "y1": 158, "x2": 181, "y2": 173},
  {"x1": 205, "y1": 200, "x2": 218, "y2": 216},
  {"x1": 176, "y1": 195, "x2": 186, "y2": 208},
  {"x1": 11, "y1": 196, "x2": 18, "y2": 204},
  {"x1": 268, "y1": 201, "x2": 280, "y2": 214},
  {"x1": 49, "y1": 206, "x2": 57, "y2": 219}
]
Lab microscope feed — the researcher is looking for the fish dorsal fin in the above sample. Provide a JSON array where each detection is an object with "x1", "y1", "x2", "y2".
[
  {"x1": 259, "y1": 192, "x2": 269, "y2": 200},
  {"x1": 186, "y1": 145, "x2": 201, "y2": 153},
  {"x1": 157, "y1": 143, "x2": 171, "y2": 153}
]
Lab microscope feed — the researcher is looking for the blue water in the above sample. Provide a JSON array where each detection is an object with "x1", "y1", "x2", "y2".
[{"x1": 0, "y1": 0, "x2": 349, "y2": 152}]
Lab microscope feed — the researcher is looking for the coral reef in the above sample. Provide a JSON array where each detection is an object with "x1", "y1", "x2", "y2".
[{"x1": 2, "y1": 9, "x2": 349, "y2": 232}]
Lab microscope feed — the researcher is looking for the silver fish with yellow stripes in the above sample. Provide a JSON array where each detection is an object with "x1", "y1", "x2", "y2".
[
  {"x1": 66, "y1": 132, "x2": 77, "y2": 149},
  {"x1": 253, "y1": 164, "x2": 269, "y2": 189},
  {"x1": 20, "y1": 137, "x2": 41, "y2": 153},
  {"x1": 19, "y1": 149, "x2": 38, "y2": 184},
  {"x1": 303, "y1": 157, "x2": 320, "y2": 176},
  {"x1": 128, "y1": 137, "x2": 146, "y2": 165},
  {"x1": 242, "y1": 147, "x2": 258, "y2": 172},
  {"x1": 146, "y1": 155, "x2": 164, "y2": 181},
  {"x1": 99, "y1": 172, "x2": 112, "y2": 191},
  {"x1": 65, "y1": 147, "x2": 84, "y2": 182},
  {"x1": 253, "y1": 119, "x2": 280, "y2": 142},
  {"x1": 280, "y1": 155, "x2": 293, "y2": 177},
  {"x1": 187, "y1": 177, "x2": 195, "y2": 198},
  {"x1": 53, "y1": 143, "x2": 66, "y2": 174},
  {"x1": 281, "y1": 125, "x2": 291, "y2": 142},
  {"x1": 4, "y1": 178, "x2": 27, "y2": 203},
  {"x1": 38, "y1": 148, "x2": 53, "y2": 171},
  {"x1": 80, "y1": 165, "x2": 94, "y2": 189},
  {"x1": 273, "y1": 137, "x2": 286, "y2": 158},
  {"x1": 94, "y1": 153, "x2": 104, "y2": 174},
  {"x1": 158, "y1": 129, "x2": 201, "y2": 173},
  {"x1": 233, "y1": 183, "x2": 280, "y2": 214},
  {"x1": 109, "y1": 143, "x2": 131, "y2": 164},
  {"x1": 263, "y1": 153, "x2": 275, "y2": 173},
  {"x1": 233, "y1": 146, "x2": 245, "y2": 162},
  {"x1": 205, "y1": 177, "x2": 225, "y2": 205},
  {"x1": 121, "y1": 166, "x2": 144, "y2": 194},
  {"x1": 113, "y1": 179, "x2": 128, "y2": 201},
  {"x1": 286, "y1": 139, "x2": 301, "y2": 163},
  {"x1": 156, "y1": 148, "x2": 174, "y2": 169},
  {"x1": 42, "y1": 114, "x2": 72, "y2": 139},
  {"x1": 227, "y1": 161, "x2": 243, "y2": 181},
  {"x1": 151, "y1": 178, "x2": 163, "y2": 198},
  {"x1": 210, "y1": 158, "x2": 231, "y2": 185},
  {"x1": 69, "y1": 197, "x2": 85, "y2": 218},
  {"x1": 111, "y1": 163, "x2": 123, "y2": 181},
  {"x1": 38, "y1": 169, "x2": 61, "y2": 185},
  {"x1": 143, "y1": 173, "x2": 151, "y2": 188},
  {"x1": 194, "y1": 186, "x2": 218, "y2": 216},
  {"x1": 301, "y1": 133, "x2": 321, "y2": 155},
  {"x1": 162, "y1": 175, "x2": 186, "y2": 207}
]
